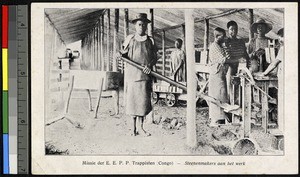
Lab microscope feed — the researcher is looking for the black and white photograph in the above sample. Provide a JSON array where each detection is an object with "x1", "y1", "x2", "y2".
[{"x1": 31, "y1": 2, "x2": 298, "y2": 174}]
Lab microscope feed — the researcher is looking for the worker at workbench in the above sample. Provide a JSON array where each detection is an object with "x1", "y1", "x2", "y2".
[
  {"x1": 225, "y1": 20, "x2": 251, "y2": 104},
  {"x1": 208, "y1": 27, "x2": 230, "y2": 126},
  {"x1": 170, "y1": 38, "x2": 186, "y2": 82},
  {"x1": 256, "y1": 28, "x2": 283, "y2": 78},
  {"x1": 255, "y1": 28, "x2": 284, "y2": 128},
  {"x1": 117, "y1": 13, "x2": 158, "y2": 136},
  {"x1": 248, "y1": 18, "x2": 274, "y2": 72}
]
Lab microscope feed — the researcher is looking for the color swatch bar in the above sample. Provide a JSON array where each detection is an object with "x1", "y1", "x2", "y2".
[{"x1": 2, "y1": 5, "x2": 10, "y2": 174}]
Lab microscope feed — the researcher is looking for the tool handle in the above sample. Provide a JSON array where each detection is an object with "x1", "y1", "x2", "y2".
[{"x1": 120, "y1": 57, "x2": 187, "y2": 91}]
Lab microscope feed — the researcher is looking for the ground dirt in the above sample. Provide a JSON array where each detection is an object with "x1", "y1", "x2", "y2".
[{"x1": 45, "y1": 88, "x2": 283, "y2": 155}]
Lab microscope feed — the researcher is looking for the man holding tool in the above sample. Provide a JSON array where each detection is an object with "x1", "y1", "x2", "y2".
[{"x1": 117, "y1": 13, "x2": 158, "y2": 136}]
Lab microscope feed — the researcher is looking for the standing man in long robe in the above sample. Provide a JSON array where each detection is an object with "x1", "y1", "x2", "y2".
[{"x1": 118, "y1": 13, "x2": 158, "y2": 136}]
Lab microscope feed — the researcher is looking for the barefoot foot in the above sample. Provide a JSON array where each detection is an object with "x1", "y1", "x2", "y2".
[
  {"x1": 138, "y1": 130, "x2": 151, "y2": 137},
  {"x1": 130, "y1": 130, "x2": 138, "y2": 136}
]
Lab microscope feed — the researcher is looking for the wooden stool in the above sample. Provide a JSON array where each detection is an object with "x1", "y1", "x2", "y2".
[
  {"x1": 64, "y1": 72, "x2": 104, "y2": 118},
  {"x1": 45, "y1": 70, "x2": 115, "y2": 128}
]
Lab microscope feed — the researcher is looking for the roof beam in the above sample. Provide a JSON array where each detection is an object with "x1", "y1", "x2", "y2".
[{"x1": 154, "y1": 9, "x2": 245, "y2": 33}]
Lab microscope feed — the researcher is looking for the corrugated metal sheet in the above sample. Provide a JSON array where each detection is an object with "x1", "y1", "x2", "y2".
[{"x1": 45, "y1": 8, "x2": 284, "y2": 48}]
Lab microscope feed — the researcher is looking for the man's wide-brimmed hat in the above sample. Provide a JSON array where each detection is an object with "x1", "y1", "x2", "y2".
[
  {"x1": 131, "y1": 13, "x2": 151, "y2": 24},
  {"x1": 251, "y1": 18, "x2": 273, "y2": 34}
]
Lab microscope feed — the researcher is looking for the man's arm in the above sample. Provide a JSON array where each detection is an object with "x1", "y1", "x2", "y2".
[
  {"x1": 255, "y1": 59, "x2": 281, "y2": 77},
  {"x1": 262, "y1": 59, "x2": 281, "y2": 75}
]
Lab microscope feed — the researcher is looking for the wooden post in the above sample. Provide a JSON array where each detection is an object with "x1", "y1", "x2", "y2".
[
  {"x1": 100, "y1": 15, "x2": 104, "y2": 71},
  {"x1": 204, "y1": 18, "x2": 209, "y2": 64},
  {"x1": 90, "y1": 30, "x2": 92, "y2": 69},
  {"x1": 82, "y1": 38, "x2": 85, "y2": 69},
  {"x1": 185, "y1": 10, "x2": 197, "y2": 148},
  {"x1": 148, "y1": 9, "x2": 154, "y2": 36},
  {"x1": 98, "y1": 20, "x2": 101, "y2": 70},
  {"x1": 107, "y1": 9, "x2": 111, "y2": 71},
  {"x1": 95, "y1": 26, "x2": 98, "y2": 70},
  {"x1": 88, "y1": 33, "x2": 91, "y2": 69},
  {"x1": 113, "y1": 9, "x2": 120, "y2": 115},
  {"x1": 87, "y1": 89, "x2": 93, "y2": 111},
  {"x1": 146, "y1": 8, "x2": 155, "y2": 123},
  {"x1": 124, "y1": 9, "x2": 129, "y2": 37},
  {"x1": 95, "y1": 25, "x2": 98, "y2": 69},
  {"x1": 64, "y1": 75, "x2": 75, "y2": 114},
  {"x1": 181, "y1": 24, "x2": 186, "y2": 51},
  {"x1": 278, "y1": 80, "x2": 284, "y2": 132},
  {"x1": 94, "y1": 78, "x2": 104, "y2": 118},
  {"x1": 162, "y1": 30, "x2": 166, "y2": 76},
  {"x1": 122, "y1": 8, "x2": 129, "y2": 74},
  {"x1": 123, "y1": 8, "x2": 129, "y2": 108},
  {"x1": 113, "y1": 9, "x2": 119, "y2": 72},
  {"x1": 261, "y1": 82, "x2": 269, "y2": 133},
  {"x1": 91, "y1": 30, "x2": 93, "y2": 69},
  {"x1": 90, "y1": 31, "x2": 93, "y2": 69},
  {"x1": 248, "y1": 9, "x2": 254, "y2": 42},
  {"x1": 94, "y1": 28, "x2": 96, "y2": 70},
  {"x1": 241, "y1": 77, "x2": 252, "y2": 138},
  {"x1": 244, "y1": 81, "x2": 252, "y2": 138},
  {"x1": 204, "y1": 19, "x2": 209, "y2": 50}
]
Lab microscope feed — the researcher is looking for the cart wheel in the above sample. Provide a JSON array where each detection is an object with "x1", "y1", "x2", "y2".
[
  {"x1": 151, "y1": 92, "x2": 159, "y2": 104},
  {"x1": 165, "y1": 93, "x2": 176, "y2": 107}
]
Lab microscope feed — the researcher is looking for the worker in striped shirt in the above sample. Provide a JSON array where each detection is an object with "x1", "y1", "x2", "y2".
[{"x1": 225, "y1": 20, "x2": 250, "y2": 104}]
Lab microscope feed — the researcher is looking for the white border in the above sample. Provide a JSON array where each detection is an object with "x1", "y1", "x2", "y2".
[{"x1": 31, "y1": 2, "x2": 298, "y2": 174}]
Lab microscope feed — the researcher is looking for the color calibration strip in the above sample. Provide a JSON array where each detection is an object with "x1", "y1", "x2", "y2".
[
  {"x1": 2, "y1": 5, "x2": 9, "y2": 175},
  {"x1": 16, "y1": 5, "x2": 29, "y2": 174},
  {"x1": 2, "y1": 5, "x2": 29, "y2": 174}
]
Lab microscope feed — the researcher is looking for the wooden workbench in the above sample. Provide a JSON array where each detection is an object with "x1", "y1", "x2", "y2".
[{"x1": 253, "y1": 75, "x2": 279, "y2": 134}]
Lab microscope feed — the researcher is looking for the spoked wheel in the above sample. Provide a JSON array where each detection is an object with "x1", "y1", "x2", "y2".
[
  {"x1": 165, "y1": 93, "x2": 177, "y2": 107},
  {"x1": 151, "y1": 92, "x2": 159, "y2": 104}
]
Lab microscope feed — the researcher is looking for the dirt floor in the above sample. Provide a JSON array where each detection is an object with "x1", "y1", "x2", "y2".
[{"x1": 45, "y1": 88, "x2": 283, "y2": 156}]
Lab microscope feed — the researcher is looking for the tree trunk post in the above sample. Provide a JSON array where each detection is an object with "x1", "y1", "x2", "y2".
[{"x1": 185, "y1": 9, "x2": 197, "y2": 148}]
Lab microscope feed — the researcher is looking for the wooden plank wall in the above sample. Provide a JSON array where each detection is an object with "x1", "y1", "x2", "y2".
[
  {"x1": 45, "y1": 16, "x2": 68, "y2": 112},
  {"x1": 155, "y1": 47, "x2": 207, "y2": 77},
  {"x1": 81, "y1": 10, "x2": 119, "y2": 72}
]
